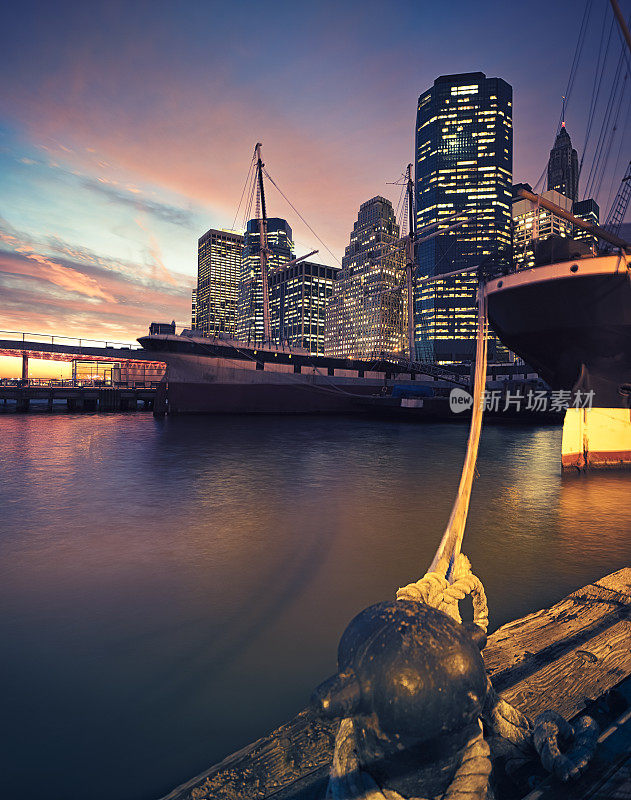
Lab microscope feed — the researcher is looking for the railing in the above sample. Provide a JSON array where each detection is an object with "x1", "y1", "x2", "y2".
[
  {"x1": 0, "y1": 378, "x2": 160, "y2": 388},
  {"x1": 0, "y1": 330, "x2": 142, "y2": 350}
]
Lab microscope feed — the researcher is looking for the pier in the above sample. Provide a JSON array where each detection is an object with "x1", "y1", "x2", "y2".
[
  {"x1": 0, "y1": 383, "x2": 156, "y2": 412},
  {"x1": 161, "y1": 568, "x2": 631, "y2": 800}
]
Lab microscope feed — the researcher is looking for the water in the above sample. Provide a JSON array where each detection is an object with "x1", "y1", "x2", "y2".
[{"x1": 1, "y1": 413, "x2": 630, "y2": 800}]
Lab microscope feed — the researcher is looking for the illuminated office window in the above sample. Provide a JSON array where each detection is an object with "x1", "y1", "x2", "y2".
[
  {"x1": 325, "y1": 196, "x2": 406, "y2": 359},
  {"x1": 414, "y1": 72, "x2": 513, "y2": 362}
]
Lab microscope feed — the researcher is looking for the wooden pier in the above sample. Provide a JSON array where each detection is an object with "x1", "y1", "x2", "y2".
[
  {"x1": 0, "y1": 384, "x2": 156, "y2": 412},
  {"x1": 160, "y1": 568, "x2": 631, "y2": 800}
]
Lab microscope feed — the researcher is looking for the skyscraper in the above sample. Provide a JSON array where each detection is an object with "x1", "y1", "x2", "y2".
[
  {"x1": 547, "y1": 125, "x2": 579, "y2": 202},
  {"x1": 325, "y1": 196, "x2": 405, "y2": 359},
  {"x1": 415, "y1": 72, "x2": 513, "y2": 363},
  {"x1": 195, "y1": 228, "x2": 243, "y2": 337},
  {"x1": 236, "y1": 217, "x2": 294, "y2": 342},
  {"x1": 269, "y1": 260, "x2": 339, "y2": 354}
]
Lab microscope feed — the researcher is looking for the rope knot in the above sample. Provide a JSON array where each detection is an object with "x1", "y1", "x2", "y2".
[{"x1": 396, "y1": 553, "x2": 488, "y2": 633}]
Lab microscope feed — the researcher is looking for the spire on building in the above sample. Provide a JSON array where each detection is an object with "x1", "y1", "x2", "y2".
[{"x1": 547, "y1": 125, "x2": 579, "y2": 203}]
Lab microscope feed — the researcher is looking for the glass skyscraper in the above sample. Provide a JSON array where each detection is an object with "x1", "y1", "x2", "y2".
[
  {"x1": 325, "y1": 196, "x2": 405, "y2": 359},
  {"x1": 414, "y1": 72, "x2": 513, "y2": 362},
  {"x1": 269, "y1": 261, "x2": 339, "y2": 354},
  {"x1": 195, "y1": 228, "x2": 243, "y2": 337},
  {"x1": 236, "y1": 217, "x2": 294, "y2": 343}
]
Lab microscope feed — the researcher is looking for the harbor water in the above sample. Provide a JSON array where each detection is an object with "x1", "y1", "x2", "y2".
[{"x1": 2, "y1": 413, "x2": 631, "y2": 800}]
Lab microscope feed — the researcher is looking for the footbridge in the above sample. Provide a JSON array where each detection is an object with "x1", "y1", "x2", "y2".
[{"x1": 0, "y1": 330, "x2": 163, "y2": 380}]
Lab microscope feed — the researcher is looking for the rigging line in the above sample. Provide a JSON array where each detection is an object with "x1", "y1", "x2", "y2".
[
  {"x1": 584, "y1": 46, "x2": 623, "y2": 198},
  {"x1": 604, "y1": 95, "x2": 631, "y2": 218},
  {"x1": 243, "y1": 164, "x2": 258, "y2": 228},
  {"x1": 594, "y1": 74, "x2": 629, "y2": 201},
  {"x1": 584, "y1": 45, "x2": 626, "y2": 199},
  {"x1": 561, "y1": 0, "x2": 593, "y2": 127},
  {"x1": 535, "y1": 0, "x2": 591, "y2": 191},
  {"x1": 231, "y1": 154, "x2": 256, "y2": 231},
  {"x1": 580, "y1": 11, "x2": 615, "y2": 180},
  {"x1": 262, "y1": 168, "x2": 342, "y2": 266}
]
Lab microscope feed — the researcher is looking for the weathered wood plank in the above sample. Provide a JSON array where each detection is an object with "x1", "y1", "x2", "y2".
[
  {"x1": 160, "y1": 568, "x2": 631, "y2": 800},
  {"x1": 484, "y1": 567, "x2": 631, "y2": 719}
]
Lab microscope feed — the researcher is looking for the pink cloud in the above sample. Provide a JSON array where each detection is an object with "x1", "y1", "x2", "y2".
[{"x1": 0, "y1": 233, "x2": 115, "y2": 301}]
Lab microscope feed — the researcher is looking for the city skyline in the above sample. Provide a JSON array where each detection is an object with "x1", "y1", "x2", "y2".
[{"x1": 1, "y1": 0, "x2": 630, "y2": 377}]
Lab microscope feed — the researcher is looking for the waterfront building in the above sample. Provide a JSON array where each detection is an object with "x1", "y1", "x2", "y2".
[
  {"x1": 191, "y1": 289, "x2": 197, "y2": 329},
  {"x1": 415, "y1": 72, "x2": 513, "y2": 362},
  {"x1": 236, "y1": 217, "x2": 294, "y2": 342},
  {"x1": 547, "y1": 124, "x2": 579, "y2": 202},
  {"x1": 195, "y1": 228, "x2": 244, "y2": 337},
  {"x1": 325, "y1": 196, "x2": 405, "y2": 359},
  {"x1": 269, "y1": 260, "x2": 339, "y2": 354},
  {"x1": 573, "y1": 198, "x2": 600, "y2": 251},
  {"x1": 512, "y1": 189, "x2": 573, "y2": 270}
]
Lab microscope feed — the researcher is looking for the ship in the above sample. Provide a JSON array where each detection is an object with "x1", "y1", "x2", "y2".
[
  {"x1": 484, "y1": 189, "x2": 631, "y2": 469},
  {"x1": 139, "y1": 148, "x2": 478, "y2": 416},
  {"x1": 137, "y1": 327, "x2": 467, "y2": 415}
]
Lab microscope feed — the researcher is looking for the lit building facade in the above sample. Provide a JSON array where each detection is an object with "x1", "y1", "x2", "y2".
[
  {"x1": 325, "y1": 196, "x2": 406, "y2": 359},
  {"x1": 191, "y1": 289, "x2": 197, "y2": 329},
  {"x1": 415, "y1": 72, "x2": 513, "y2": 363},
  {"x1": 269, "y1": 261, "x2": 339, "y2": 354},
  {"x1": 236, "y1": 217, "x2": 294, "y2": 342},
  {"x1": 547, "y1": 125, "x2": 579, "y2": 202},
  {"x1": 573, "y1": 198, "x2": 600, "y2": 250},
  {"x1": 512, "y1": 189, "x2": 573, "y2": 270},
  {"x1": 195, "y1": 229, "x2": 243, "y2": 337}
]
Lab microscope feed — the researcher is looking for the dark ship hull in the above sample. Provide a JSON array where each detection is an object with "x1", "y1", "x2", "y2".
[
  {"x1": 485, "y1": 253, "x2": 631, "y2": 408},
  {"x1": 137, "y1": 333, "x2": 456, "y2": 415}
]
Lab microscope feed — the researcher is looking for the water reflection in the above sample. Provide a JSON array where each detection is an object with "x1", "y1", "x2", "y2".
[{"x1": 0, "y1": 414, "x2": 630, "y2": 800}]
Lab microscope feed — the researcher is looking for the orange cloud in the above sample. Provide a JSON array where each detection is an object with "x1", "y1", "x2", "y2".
[{"x1": 4, "y1": 239, "x2": 116, "y2": 301}]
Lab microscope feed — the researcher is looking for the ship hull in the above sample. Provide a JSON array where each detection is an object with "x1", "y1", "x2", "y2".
[
  {"x1": 138, "y1": 338, "x2": 447, "y2": 415},
  {"x1": 163, "y1": 353, "x2": 379, "y2": 414},
  {"x1": 485, "y1": 254, "x2": 631, "y2": 408}
]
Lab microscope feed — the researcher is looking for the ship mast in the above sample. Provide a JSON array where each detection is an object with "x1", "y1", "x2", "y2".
[
  {"x1": 255, "y1": 143, "x2": 272, "y2": 344},
  {"x1": 405, "y1": 164, "x2": 416, "y2": 361}
]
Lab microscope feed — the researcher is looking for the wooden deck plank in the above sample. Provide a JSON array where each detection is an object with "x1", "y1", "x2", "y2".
[{"x1": 160, "y1": 568, "x2": 631, "y2": 800}]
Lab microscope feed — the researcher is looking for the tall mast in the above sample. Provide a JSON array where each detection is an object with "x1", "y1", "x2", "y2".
[
  {"x1": 405, "y1": 164, "x2": 416, "y2": 361},
  {"x1": 255, "y1": 142, "x2": 272, "y2": 343}
]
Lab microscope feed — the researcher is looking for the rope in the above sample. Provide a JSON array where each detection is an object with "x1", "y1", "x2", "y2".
[
  {"x1": 396, "y1": 553, "x2": 489, "y2": 632},
  {"x1": 327, "y1": 719, "x2": 491, "y2": 800},
  {"x1": 326, "y1": 287, "x2": 599, "y2": 798}
]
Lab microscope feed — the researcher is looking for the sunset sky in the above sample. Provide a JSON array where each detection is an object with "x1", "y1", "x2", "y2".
[{"x1": 1, "y1": 0, "x2": 630, "y2": 376}]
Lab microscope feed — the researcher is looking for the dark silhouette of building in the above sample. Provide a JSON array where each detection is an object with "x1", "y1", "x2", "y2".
[{"x1": 547, "y1": 124, "x2": 578, "y2": 202}]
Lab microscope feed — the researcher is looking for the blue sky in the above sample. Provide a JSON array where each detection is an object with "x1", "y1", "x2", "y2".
[{"x1": 0, "y1": 0, "x2": 629, "y2": 352}]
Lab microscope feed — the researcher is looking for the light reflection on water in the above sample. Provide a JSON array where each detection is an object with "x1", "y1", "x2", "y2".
[{"x1": 1, "y1": 414, "x2": 630, "y2": 800}]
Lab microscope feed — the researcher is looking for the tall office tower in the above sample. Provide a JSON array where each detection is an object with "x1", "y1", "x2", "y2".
[
  {"x1": 236, "y1": 217, "x2": 294, "y2": 342},
  {"x1": 325, "y1": 196, "x2": 405, "y2": 359},
  {"x1": 547, "y1": 125, "x2": 579, "y2": 202},
  {"x1": 415, "y1": 72, "x2": 513, "y2": 362},
  {"x1": 512, "y1": 189, "x2": 573, "y2": 270},
  {"x1": 572, "y1": 198, "x2": 600, "y2": 251},
  {"x1": 191, "y1": 289, "x2": 197, "y2": 329},
  {"x1": 196, "y1": 228, "x2": 243, "y2": 337},
  {"x1": 269, "y1": 261, "x2": 340, "y2": 354}
]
